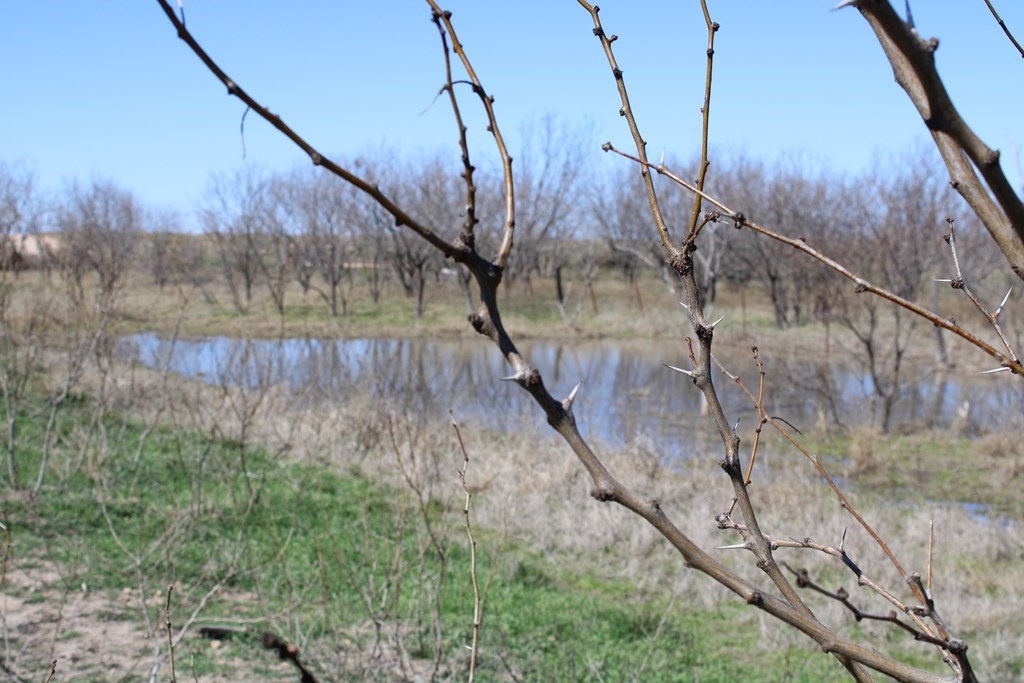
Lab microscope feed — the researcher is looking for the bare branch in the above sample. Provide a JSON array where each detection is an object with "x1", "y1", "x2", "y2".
[
  {"x1": 606, "y1": 144, "x2": 1024, "y2": 377},
  {"x1": 577, "y1": 1, "x2": 676, "y2": 257},
  {"x1": 841, "y1": 0, "x2": 1024, "y2": 279},
  {"x1": 942, "y1": 220, "x2": 1020, "y2": 363},
  {"x1": 980, "y1": 0, "x2": 1024, "y2": 58},
  {"x1": 430, "y1": 12, "x2": 479, "y2": 248},
  {"x1": 686, "y1": 1, "x2": 719, "y2": 241},
  {"x1": 424, "y1": 1, "x2": 516, "y2": 268},
  {"x1": 153, "y1": 0, "x2": 462, "y2": 262},
  {"x1": 451, "y1": 414, "x2": 482, "y2": 683}
]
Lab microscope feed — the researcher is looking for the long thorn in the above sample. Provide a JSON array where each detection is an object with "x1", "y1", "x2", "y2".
[{"x1": 665, "y1": 364, "x2": 695, "y2": 378}]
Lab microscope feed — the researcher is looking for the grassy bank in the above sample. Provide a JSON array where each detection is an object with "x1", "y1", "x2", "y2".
[
  {"x1": 5, "y1": 387, "x2": 1022, "y2": 681},
  {"x1": 1, "y1": 398, "x2": 868, "y2": 682}
]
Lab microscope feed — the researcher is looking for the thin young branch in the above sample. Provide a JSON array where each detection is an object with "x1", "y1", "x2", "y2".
[
  {"x1": 742, "y1": 348, "x2": 767, "y2": 486},
  {"x1": 431, "y1": 12, "x2": 479, "y2": 248},
  {"x1": 939, "y1": 221, "x2": 1020, "y2": 364},
  {"x1": 839, "y1": 0, "x2": 1024, "y2": 280},
  {"x1": 424, "y1": 1, "x2": 516, "y2": 268},
  {"x1": 686, "y1": 1, "x2": 719, "y2": 241},
  {"x1": 980, "y1": 0, "x2": 1024, "y2": 58},
  {"x1": 152, "y1": 0, "x2": 462, "y2": 263},
  {"x1": 606, "y1": 144, "x2": 1024, "y2": 377},
  {"x1": 451, "y1": 414, "x2": 482, "y2": 683},
  {"x1": 576, "y1": 1, "x2": 676, "y2": 257}
]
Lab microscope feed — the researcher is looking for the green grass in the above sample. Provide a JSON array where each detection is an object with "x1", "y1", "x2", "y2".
[
  {"x1": 0, "y1": 397, "x2": 908, "y2": 682},
  {"x1": 806, "y1": 429, "x2": 1024, "y2": 520}
]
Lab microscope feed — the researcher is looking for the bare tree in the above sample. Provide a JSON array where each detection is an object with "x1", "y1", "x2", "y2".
[
  {"x1": 147, "y1": 208, "x2": 207, "y2": 291},
  {"x1": 591, "y1": 164, "x2": 681, "y2": 314},
  {"x1": 372, "y1": 156, "x2": 461, "y2": 319},
  {"x1": 831, "y1": 155, "x2": 956, "y2": 431},
  {"x1": 714, "y1": 158, "x2": 836, "y2": 328},
  {"x1": 506, "y1": 116, "x2": 588, "y2": 292},
  {"x1": 255, "y1": 178, "x2": 296, "y2": 318},
  {"x1": 58, "y1": 179, "x2": 140, "y2": 309},
  {"x1": 201, "y1": 167, "x2": 270, "y2": 314},
  {"x1": 282, "y1": 168, "x2": 357, "y2": 317}
]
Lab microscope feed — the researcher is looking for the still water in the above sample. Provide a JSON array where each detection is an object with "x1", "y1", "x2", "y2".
[{"x1": 119, "y1": 333, "x2": 1021, "y2": 455}]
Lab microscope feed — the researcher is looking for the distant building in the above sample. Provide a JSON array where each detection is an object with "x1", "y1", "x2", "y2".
[{"x1": 0, "y1": 234, "x2": 62, "y2": 270}]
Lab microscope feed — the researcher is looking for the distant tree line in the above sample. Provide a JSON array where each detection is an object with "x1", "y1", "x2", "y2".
[{"x1": 5, "y1": 145, "x2": 1007, "y2": 335}]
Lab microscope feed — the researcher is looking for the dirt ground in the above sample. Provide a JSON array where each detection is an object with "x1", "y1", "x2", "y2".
[{"x1": 1, "y1": 563, "x2": 300, "y2": 683}]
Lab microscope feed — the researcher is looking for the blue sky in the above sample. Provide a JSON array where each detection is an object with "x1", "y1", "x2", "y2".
[{"x1": 2, "y1": 1, "x2": 1022, "y2": 223}]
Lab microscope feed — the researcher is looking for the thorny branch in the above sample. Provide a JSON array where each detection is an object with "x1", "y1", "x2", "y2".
[
  {"x1": 431, "y1": 12, "x2": 479, "y2": 248},
  {"x1": 783, "y1": 564, "x2": 943, "y2": 647},
  {"x1": 936, "y1": 220, "x2": 1020, "y2": 369},
  {"x1": 424, "y1": 1, "x2": 516, "y2": 267},
  {"x1": 583, "y1": 5, "x2": 870, "y2": 682},
  {"x1": 605, "y1": 144, "x2": 1024, "y2": 378},
  {"x1": 722, "y1": 354, "x2": 967, "y2": 674},
  {"x1": 154, "y1": 1, "x2": 974, "y2": 681},
  {"x1": 783, "y1": 564, "x2": 977, "y2": 683}
]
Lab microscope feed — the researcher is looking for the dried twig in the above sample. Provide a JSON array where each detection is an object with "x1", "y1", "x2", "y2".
[
  {"x1": 980, "y1": 0, "x2": 1024, "y2": 58},
  {"x1": 937, "y1": 220, "x2": 1020, "y2": 366},
  {"x1": 431, "y1": 12, "x2": 479, "y2": 247},
  {"x1": 742, "y1": 347, "x2": 767, "y2": 486},
  {"x1": 451, "y1": 414, "x2": 482, "y2": 682}
]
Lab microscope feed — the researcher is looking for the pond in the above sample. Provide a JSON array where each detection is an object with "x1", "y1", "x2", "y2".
[{"x1": 118, "y1": 333, "x2": 1022, "y2": 458}]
